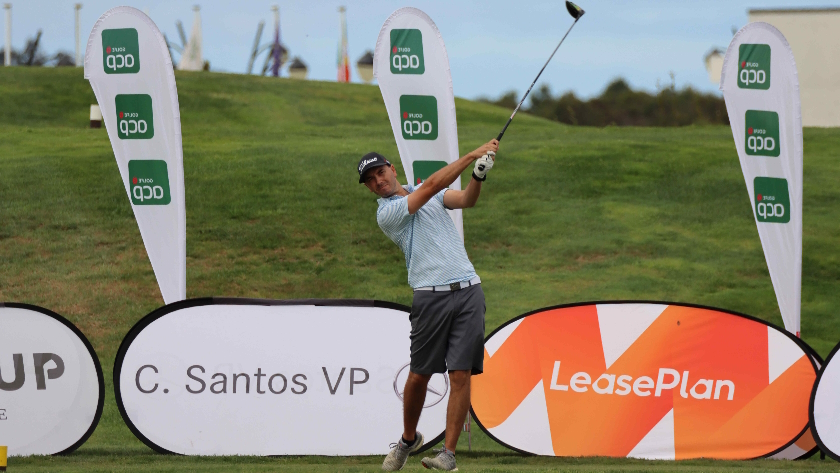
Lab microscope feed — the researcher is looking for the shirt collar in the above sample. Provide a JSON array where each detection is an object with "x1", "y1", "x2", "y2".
[{"x1": 377, "y1": 184, "x2": 414, "y2": 205}]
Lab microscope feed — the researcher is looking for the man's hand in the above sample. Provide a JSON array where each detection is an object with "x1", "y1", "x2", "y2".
[
  {"x1": 472, "y1": 152, "x2": 495, "y2": 181},
  {"x1": 441, "y1": 138, "x2": 500, "y2": 210},
  {"x1": 468, "y1": 139, "x2": 499, "y2": 161},
  {"x1": 413, "y1": 138, "x2": 499, "y2": 213}
]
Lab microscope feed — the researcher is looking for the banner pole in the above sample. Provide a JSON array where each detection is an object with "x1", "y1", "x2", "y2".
[{"x1": 464, "y1": 414, "x2": 471, "y2": 451}]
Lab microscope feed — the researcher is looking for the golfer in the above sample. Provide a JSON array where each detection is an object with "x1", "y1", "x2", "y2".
[{"x1": 357, "y1": 139, "x2": 498, "y2": 471}]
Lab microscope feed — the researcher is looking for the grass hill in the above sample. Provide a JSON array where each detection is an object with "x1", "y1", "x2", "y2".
[{"x1": 2, "y1": 67, "x2": 840, "y2": 472}]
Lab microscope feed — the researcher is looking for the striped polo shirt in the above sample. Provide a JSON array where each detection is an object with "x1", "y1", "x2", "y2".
[{"x1": 377, "y1": 183, "x2": 478, "y2": 289}]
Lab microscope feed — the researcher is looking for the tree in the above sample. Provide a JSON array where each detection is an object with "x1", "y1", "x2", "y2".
[
  {"x1": 480, "y1": 78, "x2": 728, "y2": 127},
  {"x1": 51, "y1": 52, "x2": 75, "y2": 67},
  {"x1": 1, "y1": 30, "x2": 48, "y2": 66}
]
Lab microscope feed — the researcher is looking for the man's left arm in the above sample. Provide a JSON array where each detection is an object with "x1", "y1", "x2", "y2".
[{"x1": 443, "y1": 152, "x2": 495, "y2": 210}]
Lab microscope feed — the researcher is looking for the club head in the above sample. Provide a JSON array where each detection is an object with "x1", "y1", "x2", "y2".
[{"x1": 566, "y1": 1, "x2": 585, "y2": 19}]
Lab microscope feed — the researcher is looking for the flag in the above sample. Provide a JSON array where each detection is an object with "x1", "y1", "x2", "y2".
[
  {"x1": 373, "y1": 8, "x2": 464, "y2": 239},
  {"x1": 720, "y1": 22, "x2": 803, "y2": 336},
  {"x1": 85, "y1": 7, "x2": 187, "y2": 304},
  {"x1": 337, "y1": 7, "x2": 350, "y2": 82}
]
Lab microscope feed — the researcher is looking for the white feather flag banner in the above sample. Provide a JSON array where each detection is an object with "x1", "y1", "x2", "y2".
[
  {"x1": 85, "y1": 7, "x2": 187, "y2": 304},
  {"x1": 720, "y1": 22, "x2": 802, "y2": 335},
  {"x1": 373, "y1": 8, "x2": 463, "y2": 239}
]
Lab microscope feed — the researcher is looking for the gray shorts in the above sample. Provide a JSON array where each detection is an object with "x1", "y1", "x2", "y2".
[{"x1": 409, "y1": 284, "x2": 485, "y2": 375}]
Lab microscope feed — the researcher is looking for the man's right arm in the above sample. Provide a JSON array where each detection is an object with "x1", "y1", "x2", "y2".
[{"x1": 406, "y1": 139, "x2": 499, "y2": 214}]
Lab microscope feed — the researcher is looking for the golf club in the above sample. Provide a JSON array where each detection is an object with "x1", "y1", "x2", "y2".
[{"x1": 496, "y1": 1, "x2": 585, "y2": 142}]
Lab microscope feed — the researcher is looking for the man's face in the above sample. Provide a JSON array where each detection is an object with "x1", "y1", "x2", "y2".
[{"x1": 363, "y1": 164, "x2": 399, "y2": 197}]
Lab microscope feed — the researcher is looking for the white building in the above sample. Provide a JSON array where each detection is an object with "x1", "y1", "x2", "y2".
[
  {"x1": 748, "y1": 7, "x2": 840, "y2": 127},
  {"x1": 704, "y1": 48, "x2": 725, "y2": 85}
]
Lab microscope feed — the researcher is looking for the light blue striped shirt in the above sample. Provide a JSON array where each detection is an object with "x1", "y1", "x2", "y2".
[{"x1": 377, "y1": 184, "x2": 478, "y2": 289}]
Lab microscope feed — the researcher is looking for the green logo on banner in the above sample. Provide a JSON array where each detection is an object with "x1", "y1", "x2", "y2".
[
  {"x1": 102, "y1": 28, "x2": 140, "y2": 74},
  {"x1": 129, "y1": 160, "x2": 171, "y2": 205},
  {"x1": 413, "y1": 160, "x2": 447, "y2": 185},
  {"x1": 400, "y1": 95, "x2": 437, "y2": 140},
  {"x1": 738, "y1": 44, "x2": 770, "y2": 89},
  {"x1": 390, "y1": 29, "x2": 425, "y2": 74},
  {"x1": 745, "y1": 110, "x2": 779, "y2": 157},
  {"x1": 754, "y1": 177, "x2": 789, "y2": 223},
  {"x1": 116, "y1": 94, "x2": 154, "y2": 139}
]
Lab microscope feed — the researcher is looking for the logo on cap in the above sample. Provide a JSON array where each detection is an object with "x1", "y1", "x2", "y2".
[{"x1": 359, "y1": 158, "x2": 379, "y2": 173}]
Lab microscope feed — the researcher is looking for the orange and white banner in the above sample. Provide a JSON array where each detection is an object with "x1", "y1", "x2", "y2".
[{"x1": 471, "y1": 302, "x2": 817, "y2": 459}]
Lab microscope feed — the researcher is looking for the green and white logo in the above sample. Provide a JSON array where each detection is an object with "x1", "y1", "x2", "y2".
[
  {"x1": 116, "y1": 94, "x2": 154, "y2": 139},
  {"x1": 413, "y1": 160, "x2": 447, "y2": 185},
  {"x1": 102, "y1": 28, "x2": 140, "y2": 74},
  {"x1": 129, "y1": 160, "x2": 171, "y2": 205},
  {"x1": 390, "y1": 29, "x2": 425, "y2": 74},
  {"x1": 738, "y1": 44, "x2": 770, "y2": 89},
  {"x1": 754, "y1": 177, "x2": 789, "y2": 223},
  {"x1": 745, "y1": 110, "x2": 779, "y2": 157},
  {"x1": 400, "y1": 95, "x2": 437, "y2": 140}
]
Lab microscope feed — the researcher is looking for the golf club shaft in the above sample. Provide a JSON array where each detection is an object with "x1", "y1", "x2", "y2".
[{"x1": 497, "y1": 18, "x2": 580, "y2": 142}]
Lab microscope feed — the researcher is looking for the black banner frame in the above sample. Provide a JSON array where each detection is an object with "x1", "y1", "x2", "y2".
[
  {"x1": 809, "y1": 339, "x2": 840, "y2": 462},
  {"x1": 1, "y1": 302, "x2": 106, "y2": 455}
]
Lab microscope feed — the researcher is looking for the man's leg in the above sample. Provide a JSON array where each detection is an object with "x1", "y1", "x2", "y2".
[
  {"x1": 403, "y1": 371, "x2": 431, "y2": 441},
  {"x1": 405, "y1": 289, "x2": 451, "y2": 440},
  {"x1": 383, "y1": 370, "x2": 431, "y2": 471},
  {"x1": 444, "y1": 369, "x2": 471, "y2": 451},
  {"x1": 439, "y1": 285, "x2": 485, "y2": 452},
  {"x1": 420, "y1": 369, "x2": 469, "y2": 470}
]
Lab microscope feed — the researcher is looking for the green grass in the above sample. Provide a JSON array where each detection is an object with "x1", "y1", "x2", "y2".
[
  {"x1": 10, "y1": 451, "x2": 840, "y2": 473},
  {"x1": 2, "y1": 67, "x2": 839, "y2": 471}
]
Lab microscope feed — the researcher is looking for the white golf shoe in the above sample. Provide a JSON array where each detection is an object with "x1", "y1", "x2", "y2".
[
  {"x1": 381, "y1": 431, "x2": 424, "y2": 471},
  {"x1": 421, "y1": 448, "x2": 458, "y2": 471}
]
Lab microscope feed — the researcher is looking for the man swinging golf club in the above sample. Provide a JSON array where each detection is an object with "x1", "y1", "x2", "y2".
[{"x1": 358, "y1": 139, "x2": 498, "y2": 471}]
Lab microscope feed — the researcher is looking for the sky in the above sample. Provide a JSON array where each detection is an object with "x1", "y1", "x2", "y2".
[{"x1": 1, "y1": 0, "x2": 829, "y2": 100}]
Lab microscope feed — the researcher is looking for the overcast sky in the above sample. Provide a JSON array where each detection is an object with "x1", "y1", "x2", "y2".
[{"x1": 2, "y1": 0, "x2": 826, "y2": 100}]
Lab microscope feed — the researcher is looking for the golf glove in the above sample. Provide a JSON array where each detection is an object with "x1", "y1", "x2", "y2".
[{"x1": 472, "y1": 152, "x2": 495, "y2": 181}]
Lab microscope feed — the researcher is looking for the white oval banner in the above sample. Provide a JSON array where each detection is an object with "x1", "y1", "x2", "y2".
[
  {"x1": 114, "y1": 298, "x2": 448, "y2": 455},
  {"x1": 810, "y1": 341, "x2": 840, "y2": 462},
  {"x1": 0, "y1": 303, "x2": 104, "y2": 455}
]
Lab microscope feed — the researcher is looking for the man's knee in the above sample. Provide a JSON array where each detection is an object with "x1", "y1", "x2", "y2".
[
  {"x1": 448, "y1": 370, "x2": 471, "y2": 389},
  {"x1": 407, "y1": 371, "x2": 432, "y2": 386}
]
